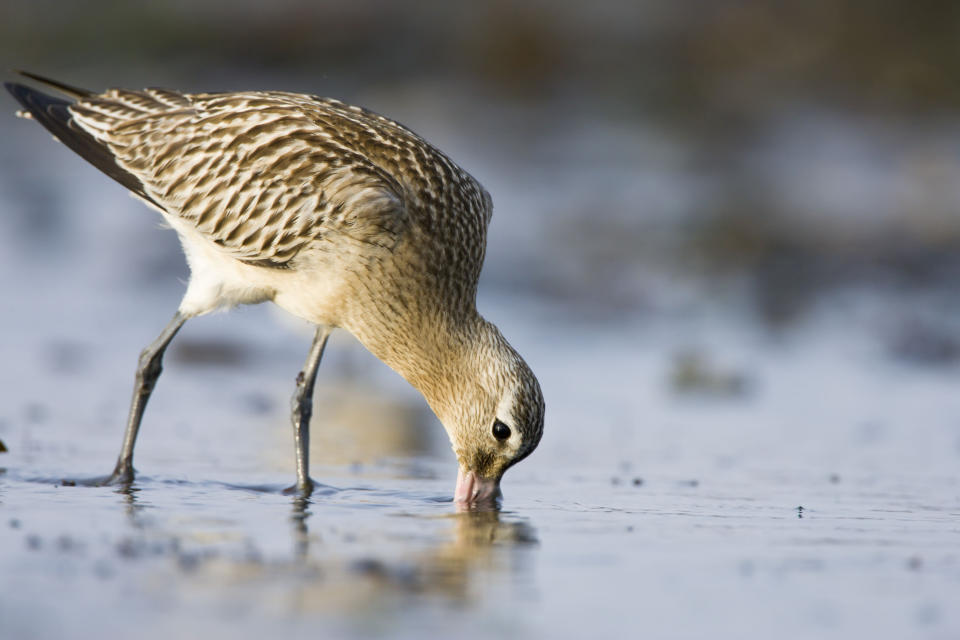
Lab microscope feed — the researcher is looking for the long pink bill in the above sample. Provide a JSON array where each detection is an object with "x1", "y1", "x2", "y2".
[{"x1": 454, "y1": 468, "x2": 501, "y2": 508}]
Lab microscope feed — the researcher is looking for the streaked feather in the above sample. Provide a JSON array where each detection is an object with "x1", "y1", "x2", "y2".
[{"x1": 9, "y1": 80, "x2": 490, "y2": 270}]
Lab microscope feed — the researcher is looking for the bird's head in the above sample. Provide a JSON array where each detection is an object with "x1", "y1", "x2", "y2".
[{"x1": 424, "y1": 320, "x2": 545, "y2": 507}]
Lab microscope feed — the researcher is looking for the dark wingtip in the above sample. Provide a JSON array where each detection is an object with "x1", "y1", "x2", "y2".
[
  {"x1": 3, "y1": 76, "x2": 157, "y2": 207},
  {"x1": 4, "y1": 80, "x2": 40, "y2": 113},
  {"x1": 8, "y1": 70, "x2": 93, "y2": 99},
  {"x1": 4, "y1": 79, "x2": 71, "y2": 116}
]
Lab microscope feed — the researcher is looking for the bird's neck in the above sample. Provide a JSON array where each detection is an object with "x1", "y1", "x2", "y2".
[{"x1": 352, "y1": 306, "x2": 497, "y2": 427}]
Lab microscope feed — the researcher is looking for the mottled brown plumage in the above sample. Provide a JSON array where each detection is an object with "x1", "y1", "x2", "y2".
[{"x1": 5, "y1": 73, "x2": 544, "y2": 503}]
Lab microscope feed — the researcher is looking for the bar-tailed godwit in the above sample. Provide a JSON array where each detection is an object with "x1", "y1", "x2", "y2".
[{"x1": 5, "y1": 72, "x2": 544, "y2": 505}]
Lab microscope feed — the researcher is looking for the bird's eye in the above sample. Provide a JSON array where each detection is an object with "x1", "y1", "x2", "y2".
[{"x1": 492, "y1": 419, "x2": 511, "y2": 441}]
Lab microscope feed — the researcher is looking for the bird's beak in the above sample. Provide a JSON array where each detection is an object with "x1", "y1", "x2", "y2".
[{"x1": 454, "y1": 467, "x2": 501, "y2": 506}]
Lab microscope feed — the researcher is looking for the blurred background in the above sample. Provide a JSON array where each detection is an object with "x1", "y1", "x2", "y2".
[
  {"x1": 2, "y1": 0, "x2": 960, "y2": 484},
  {"x1": 2, "y1": 0, "x2": 959, "y2": 340},
  {"x1": 2, "y1": 0, "x2": 960, "y2": 480}
]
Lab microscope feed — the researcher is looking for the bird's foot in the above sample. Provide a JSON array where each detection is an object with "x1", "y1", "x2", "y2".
[
  {"x1": 53, "y1": 468, "x2": 134, "y2": 488},
  {"x1": 64, "y1": 463, "x2": 136, "y2": 488},
  {"x1": 282, "y1": 477, "x2": 316, "y2": 497}
]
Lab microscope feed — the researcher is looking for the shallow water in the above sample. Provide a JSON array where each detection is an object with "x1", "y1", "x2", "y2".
[
  {"x1": 2, "y1": 291, "x2": 959, "y2": 639},
  {"x1": 2, "y1": 103, "x2": 960, "y2": 640}
]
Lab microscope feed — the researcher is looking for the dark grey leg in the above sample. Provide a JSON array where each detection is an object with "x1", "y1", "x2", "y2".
[
  {"x1": 107, "y1": 311, "x2": 187, "y2": 484},
  {"x1": 288, "y1": 325, "x2": 332, "y2": 495}
]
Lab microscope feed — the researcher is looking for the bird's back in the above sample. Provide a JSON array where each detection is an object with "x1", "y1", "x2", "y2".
[
  {"x1": 9, "y1": 78, "x2": 491, "y2": 272},
  {"x1": 79, "y1": 89, "x2": 489, "y2": 268},
  {"x1": 8, "y1": 77, "x2": 495, "y2": 371}
]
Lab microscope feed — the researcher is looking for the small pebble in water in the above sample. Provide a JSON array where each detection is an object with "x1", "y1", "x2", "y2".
[
  {"x1": 9, "y1": 519, "x2": 20, "y2": 529},
  {"x1": 352, "y1": 557, "x2": 389, "y2": 578},
  {"x1": 611, "y1": 477, "x2": 621, "y2": 486},
  {"x1": 907, "y1": 556, "x2": 923, "y2": 571},
  {"x1": 829, "y1": 473, "x2": 841, "y2": 484},
  {"x1": 632, "y1": 477, "x2": 643, "y2": 487},
  {"x1": 115, "y1": 538, "x2": 142, "y2": 560},
  {"x1": 241, "y1": 391, "x2": 274, "y2": 415},
  {"x1": 56, "y1": 535, "x2": 76, "y2": 552},
  {"x1": 177, "y1": 553, "x2": 202, "y2": 572},
  {"x1": 0, "y1": 438, "x2": 7, "y2": 453}
]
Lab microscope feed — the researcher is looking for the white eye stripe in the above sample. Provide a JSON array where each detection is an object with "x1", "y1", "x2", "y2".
[{"x1": 495, "y1": 385, "x2": 518, "y2": 421}]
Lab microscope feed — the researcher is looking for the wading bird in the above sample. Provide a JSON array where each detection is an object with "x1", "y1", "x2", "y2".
[{"x1": 5, "y1": 72, "x2": 544, "y2": 505}]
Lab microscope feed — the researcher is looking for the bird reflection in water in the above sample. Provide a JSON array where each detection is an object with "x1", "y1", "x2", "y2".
[
  {"x1": 409, "y1": 506, "x2": 539, "y2": 600},
  {"x1": 96, "y1": 476, "x2": 537, "y2": 617},
  {"x1": 114, "y1": 482, "x2": 147, "y2": 524},
  {"x1": 288, "y1": 495, "x2": 538, "y2": 608}
]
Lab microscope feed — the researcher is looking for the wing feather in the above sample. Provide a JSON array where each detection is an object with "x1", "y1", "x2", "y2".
[
  {"x1": 7, "y1": 81, "x2": 409, "y2": 267},
  {"x1": 5, "y1": 81, "x2": 160, "y2": 207}
]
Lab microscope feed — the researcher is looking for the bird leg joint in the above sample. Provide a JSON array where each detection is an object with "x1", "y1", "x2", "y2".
[{"x1": 135, "y1": 349, "x2": 164, "y2": 394}]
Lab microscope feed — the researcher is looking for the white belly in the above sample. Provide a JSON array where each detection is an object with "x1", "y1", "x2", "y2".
[{"x1": 167, "y1": 214, "x2": 348, "y2": 328}]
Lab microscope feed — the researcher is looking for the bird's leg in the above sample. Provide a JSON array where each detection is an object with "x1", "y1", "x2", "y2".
[
  {"x1": 287, "y1": 325, "x2": 332, "y2": 496},
  {"x1": 105, "y1": 312, "x2": 187, "y2": 485}
]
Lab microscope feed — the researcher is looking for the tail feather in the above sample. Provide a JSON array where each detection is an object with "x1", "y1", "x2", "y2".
[{"x1": 5, "y1": 75, "x2": 157, "y2": 206}]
